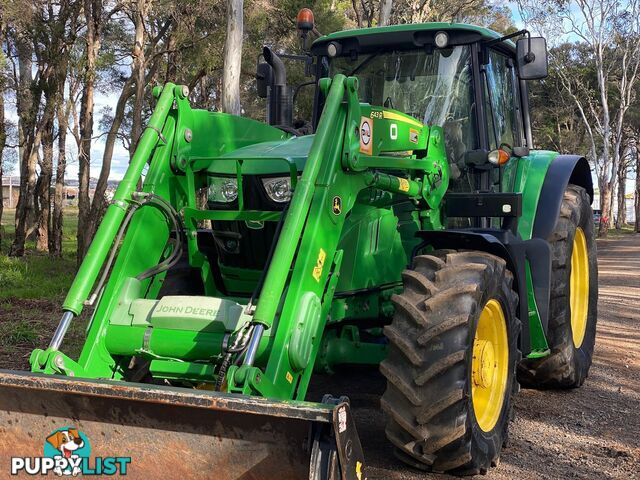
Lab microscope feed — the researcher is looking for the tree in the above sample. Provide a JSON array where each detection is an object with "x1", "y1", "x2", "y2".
[
  {"x1": 389, "y1": 0, "x2": 514, "y2": 29},
  {"x1": 0, "y1": 14, "x2": 6, "y2": 249},
  {"x1": 4, "y1": 1, "x2": 80, "y2": 255},
  {"x1": 528, "y1": 53, "x2": 591, "y2": 156},
  {"x1": 51, "y1": 66, "x2": 81, "y2": 256},
  {"x1": 77, "y1": 0, "x2": 103, "y2": 263},
  {"x1": 378, "y1": 0, "x2": 392, "y2": 25},
  {"x1": 222, "y1": 0, "x2": 243, "y2": 115},
  {"x1": 129, "y1": 0, "x2": 150, "y2": 155},
  {"x1": 85, "y1": 1, "x2": 175, "y2": 246},
  {"x1": 8, "y1": 5, "x2": 38, "y2": 257},
  {"x1": 636, "y1": 149, "x2": 640, "y2": 232},
  {"x1": 518, "y1": 0, "x2": 640, "y2": 236}
]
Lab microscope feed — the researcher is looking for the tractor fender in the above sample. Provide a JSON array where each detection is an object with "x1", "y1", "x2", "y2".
[
  {"x1": 415, "y1": 230, "x2": 532, "y2": 354},
  {"x1": 533, "y1": 155, "x2": 593, "y2": 240}
]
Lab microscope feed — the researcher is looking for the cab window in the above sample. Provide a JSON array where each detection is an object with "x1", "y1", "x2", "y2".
[{"x1": 483, "y1": 50, "x2": 520, "y2": 150}]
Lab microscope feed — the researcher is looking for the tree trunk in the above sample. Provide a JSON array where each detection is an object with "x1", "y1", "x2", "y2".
[
  {"x1": 87, "y1": 77, "x2": 136, "y2": 238},
  {"x1": 10, "y1": 32, "x2": 38, "y2": 256},
  {"x1": 77, "y1": 0, "x2": 102, "y2": 264},
  {"x1": 636, "y1": 153, "x2": 640, "y2": 233},
  {"x1": 222, "y1": 0, "x2": 243, "y2": 115},
  {"x1": 130, "y1": 0, "x2": 148, "y2": 156},
  {"x1": 0, "y1": 97, "x2": 3, "y2": 251},
  {"x1": 0, "y1": 20, "x2": 5, "y2": 251},
  {"x1": 378, "y1": 0, "x2": 393, "y2": 25},
  {"x1": 599, "y1": 185, "x2": 612, "y2": 237},
  {"x1": 51, "y1": 80, "x2": 68, "y2": 256},
  {"x1": 615, "y1": 165, "x2": 626, "y2": 229},
  {"x1": 35, "y1": 94, "x2": 56, "y2": 252},
  {"x1": 164, "y1": 35, "x2": 177, "y2": 83}
]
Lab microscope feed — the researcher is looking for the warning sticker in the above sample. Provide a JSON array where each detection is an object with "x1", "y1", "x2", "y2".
[
  {"x1": 409, "y1": 128, "x2": 419, "y2": 144},
  {"x1": 359, "y1": 116, "x2": 373, "y2": 155},
  {"x1": 338, "y1": 406, "x2": 348, "y2": 433},
  {"x1": 312, "y1": 248, "x2": 327, "y2": 282}
]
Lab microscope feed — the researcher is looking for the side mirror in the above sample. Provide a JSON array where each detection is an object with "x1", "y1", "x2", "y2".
[
  {"x1": 256, "y1": 62, "x2": 273, "y2": 98},
  {"x1": 516, "y1": 37, "x2": 548, "y2": 80}
]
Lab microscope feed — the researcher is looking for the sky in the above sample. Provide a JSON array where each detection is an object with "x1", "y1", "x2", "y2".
[
  {"x1": 73, "y1": 90, "x2": 131, "y2": 182},
  {"x1": 4, "y1": 89, "x2": 131, "y2": 181}
]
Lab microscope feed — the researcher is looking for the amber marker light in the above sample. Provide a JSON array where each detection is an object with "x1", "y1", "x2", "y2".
[{"x1": 488, "y1": 148, "x2": 511, "y2": 165}]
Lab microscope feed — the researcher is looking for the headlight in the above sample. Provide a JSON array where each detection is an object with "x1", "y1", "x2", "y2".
[
  {"x1": 262, "y1": 176, "x2": 294, "y2": 203},
  {"x1": 208, "y1": 177, "x2": 238, "y2": 203}
]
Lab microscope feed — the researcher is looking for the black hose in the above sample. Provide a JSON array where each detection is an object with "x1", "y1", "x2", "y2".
[
  {"x1": 89, "y1": 203, "x2": 142, "y2": 304},
  {"x1": 87, "y1": 194, "x2": 185, "y2": 304},
  {"x1": 215, "y1": 352, "x2": 233, "y2": 391},
  {"x1": 136, "y1": 194, "x2": 185, "y2": 281}
]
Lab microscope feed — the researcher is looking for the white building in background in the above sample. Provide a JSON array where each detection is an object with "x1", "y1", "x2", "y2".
[
  {"x1": 1, "y1": 176, "x2": 19, "y2": 208},
  {"x1": 1, "y1": 176, "x2": 119, "y2": 208},
  {"x1": 592, "y1": 190, "x2": 636, "y2": 225}
]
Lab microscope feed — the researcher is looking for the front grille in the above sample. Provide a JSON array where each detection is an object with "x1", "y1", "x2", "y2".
[{"x1": 200, "y1": 175, "x2": 285, "y2": 271}]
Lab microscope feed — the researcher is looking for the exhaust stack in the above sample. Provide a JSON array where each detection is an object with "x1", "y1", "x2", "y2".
[{"x1": 263, "y1": 46, "x2": 293, "y2": 128}]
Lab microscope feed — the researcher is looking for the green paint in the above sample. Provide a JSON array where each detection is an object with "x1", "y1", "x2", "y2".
[
  {"x1": 314, "y1": 22, "x2": 511, "y2": 47},
  {"x1": 511, "y1": 150, "x2": 558, "y2": 354}
]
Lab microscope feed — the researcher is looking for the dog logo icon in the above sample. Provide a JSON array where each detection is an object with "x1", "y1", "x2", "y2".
[
  {"x1": 44, "y1": 427, "x2": 91, "y2": 476},
  {"x1": 11, "y1": 426, "x2": 131, "y2": 476}
]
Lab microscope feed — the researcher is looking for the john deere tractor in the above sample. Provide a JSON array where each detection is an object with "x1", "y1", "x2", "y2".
[{"x1": 0, "y1": 15, "x2": 597, "y2": 479}]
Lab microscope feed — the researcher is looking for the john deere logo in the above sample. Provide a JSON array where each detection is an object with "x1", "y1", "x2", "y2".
[
  {"x1": 10, "y1": 426, "x2": 131, "y2": 476},
  {"x1": 332, "y1": 196, "x2": 342, "y2": 215}
]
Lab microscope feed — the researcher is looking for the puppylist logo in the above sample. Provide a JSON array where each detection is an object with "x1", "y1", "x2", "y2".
[{"x1": 11, "y1": 427, "x2": 131, "y2": 476}]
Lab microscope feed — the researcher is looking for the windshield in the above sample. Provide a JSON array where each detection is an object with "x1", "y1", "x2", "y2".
[{"x1": 329, "y1": 46, "x2": 477, "y2": 165}]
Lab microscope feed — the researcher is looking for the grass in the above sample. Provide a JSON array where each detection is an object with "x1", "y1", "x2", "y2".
[
  {"x1": 602, "y1": 224, "x2": 637, "y2": 238},
  {"x1": 0, "y1": 208, "x2": 87, "y2": 369},
  {"x1": 0, "y1": 320, "x2": 38, "y2": 346},
  {"x1": 0, "y1": 209, "x2": 78, "y2": 300}
]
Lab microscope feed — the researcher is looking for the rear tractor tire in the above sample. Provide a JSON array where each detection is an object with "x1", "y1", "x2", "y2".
[
  {"x1": 518, "y1": 184, "x2": 598, "y2": 388},
  {"x1": 380, "y1": 251, "x2": 521, "y2": 475}
]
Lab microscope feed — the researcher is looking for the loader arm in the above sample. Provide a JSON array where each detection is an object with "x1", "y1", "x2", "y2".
[{"x1": 226, "y1": 75, "x2": 449, "y2": 400}]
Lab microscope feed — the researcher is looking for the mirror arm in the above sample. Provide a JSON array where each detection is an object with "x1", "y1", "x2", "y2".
[{"x1": 484, "y1": 29, "x2": 530, "y2": 49}]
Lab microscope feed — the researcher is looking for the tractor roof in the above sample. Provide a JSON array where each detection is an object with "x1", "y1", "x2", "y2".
[{"x1": 312, "y1": 22, "x2": 515, "y2": 55}]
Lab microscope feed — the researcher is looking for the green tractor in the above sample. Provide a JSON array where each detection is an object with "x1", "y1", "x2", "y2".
[{"x1": 0, "y1": 16, "x2": 597, "y2": 479}]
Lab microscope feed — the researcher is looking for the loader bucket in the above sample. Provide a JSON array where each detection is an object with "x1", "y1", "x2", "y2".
[{"x1": 0, "y1": 371, "x2": 365, "y2": 479}]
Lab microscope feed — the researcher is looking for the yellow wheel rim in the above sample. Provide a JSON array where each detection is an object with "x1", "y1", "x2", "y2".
[
  {"x1": 570, "y1": 227, "x2": 589, "y2": 348},
  {"x1": 471, "y1": 299, "x2": 509, "y2": 433}
]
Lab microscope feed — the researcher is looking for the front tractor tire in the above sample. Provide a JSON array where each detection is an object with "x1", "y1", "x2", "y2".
[
  {"x1": 519, "y1": 184, "x2": 598, "y2": 388},
  {"x1": 380, "y1": 251, "x2": 520, "y2": 475}
]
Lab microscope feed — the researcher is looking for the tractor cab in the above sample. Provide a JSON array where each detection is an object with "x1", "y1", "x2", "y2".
[{"x1": 259, "y1": 21, "x2": 548, "y2": 195}]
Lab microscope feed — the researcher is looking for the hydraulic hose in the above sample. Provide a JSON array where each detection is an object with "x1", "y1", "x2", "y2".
[{"x1": 86, "y1": 193, "x2": 184, "y2": 306}]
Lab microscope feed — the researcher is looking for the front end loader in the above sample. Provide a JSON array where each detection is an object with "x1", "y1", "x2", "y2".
[{"x1": 0, "y1": 19, "x2": 598, "y2": 479}]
